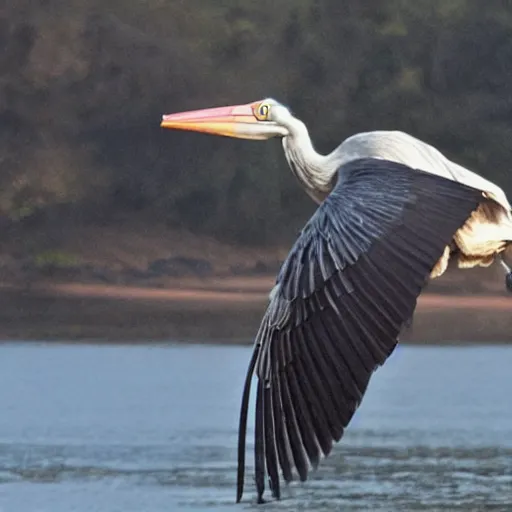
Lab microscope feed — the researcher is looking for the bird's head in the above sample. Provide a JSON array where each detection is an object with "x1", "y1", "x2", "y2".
[{"x1": 160, "y1": 98, "x2": 293, "y2": 140}]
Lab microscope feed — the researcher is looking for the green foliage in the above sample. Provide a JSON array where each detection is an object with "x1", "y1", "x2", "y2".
[
  {"x1": 2, "y1": 0, "x2": 512, "y2": 245},
  {"x1": 33, "y1": 250, "x2": 81, "y2": 269}
]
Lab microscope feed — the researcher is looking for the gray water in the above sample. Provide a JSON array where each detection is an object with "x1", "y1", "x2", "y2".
[{"x1": 0, "y1": 343, "x2": 511, "y2": 512}]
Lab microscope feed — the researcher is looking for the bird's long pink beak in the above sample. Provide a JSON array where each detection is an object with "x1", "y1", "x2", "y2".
[{"x1": 160, "y1": 103, "x2": 259, "y2": 139}]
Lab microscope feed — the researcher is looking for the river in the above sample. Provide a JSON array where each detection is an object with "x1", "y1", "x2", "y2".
[{"x1": 0, "y1": 343, "x2": 511, "y2": 511}]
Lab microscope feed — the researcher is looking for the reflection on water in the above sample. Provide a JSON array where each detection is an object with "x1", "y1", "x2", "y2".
[{"x1": 0, "y1": 343, "x2": 511, "y2": 511}]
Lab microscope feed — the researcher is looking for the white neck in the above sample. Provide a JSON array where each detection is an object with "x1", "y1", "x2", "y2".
[{"x1": 281, "y1": 118, "x2": 339, "y2": 204}]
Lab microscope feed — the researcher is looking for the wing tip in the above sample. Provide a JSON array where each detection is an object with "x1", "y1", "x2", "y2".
[{"x1": 236, "y1": 344, "x2": 261, "y2": 504}]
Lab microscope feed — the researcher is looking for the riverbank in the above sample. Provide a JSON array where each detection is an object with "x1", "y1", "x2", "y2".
[
  {"x1": 1, "y1": 277, "x2": 510, "y2": 344},
  {"x1": 1, "y1": 219, "x2": 511, "y2": 344}
]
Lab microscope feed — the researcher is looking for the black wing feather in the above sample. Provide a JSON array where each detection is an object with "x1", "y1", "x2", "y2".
[{"x1": 236, "y1": 158, "x2": 483, "y2": 502}]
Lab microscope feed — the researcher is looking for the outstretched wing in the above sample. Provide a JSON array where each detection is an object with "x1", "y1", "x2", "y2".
[{"x1": 236, "y1": 158, "x2": 483, "y2": 503}]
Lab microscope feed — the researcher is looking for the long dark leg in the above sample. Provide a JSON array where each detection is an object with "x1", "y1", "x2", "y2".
[
  {"x1": 499, "y1": 244, "x2": 512, "y2": 293},
  {"x1": 500, "y1": 258, "x2": 512, "y2": 292}
]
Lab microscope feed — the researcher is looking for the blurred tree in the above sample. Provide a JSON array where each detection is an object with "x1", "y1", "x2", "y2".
[{"x1": 1, "y1": 0, "x2": 512, "y2": 245}]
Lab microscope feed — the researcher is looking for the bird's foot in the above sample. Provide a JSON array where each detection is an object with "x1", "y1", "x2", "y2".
[{"x1": 506, "y1": 272, "x2": 512, "y2": 293}]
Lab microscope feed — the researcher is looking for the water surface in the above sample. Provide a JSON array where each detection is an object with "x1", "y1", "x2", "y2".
[{"x1": 0, "y1": 343, "x2": 511, "y2": 511}]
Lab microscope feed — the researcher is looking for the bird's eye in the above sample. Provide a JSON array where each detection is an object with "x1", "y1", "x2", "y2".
[{"x1": 255, "y1": 103, "x2": 270, "y2": 121}]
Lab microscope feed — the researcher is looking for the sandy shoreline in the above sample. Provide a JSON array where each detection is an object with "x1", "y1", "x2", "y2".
[
  {"x1": 5, "y1": 280, "x2": 512, "y2": 310},
  {"x1": 0, "y1": 277, "x2": 511, "y2": 344}
]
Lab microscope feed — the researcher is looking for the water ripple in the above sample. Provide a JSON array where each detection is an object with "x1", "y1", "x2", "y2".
[{"x1": 1, "y1": 441, "x2": 511, "y2": 510}]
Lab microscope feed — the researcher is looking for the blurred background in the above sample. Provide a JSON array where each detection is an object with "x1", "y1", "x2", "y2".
[
  {"x1": 0, "y1": 0, "x2": 511, "y2": 342},
  {"x1": 1, "y1": 4, "x2": 512, "y2": 511}
]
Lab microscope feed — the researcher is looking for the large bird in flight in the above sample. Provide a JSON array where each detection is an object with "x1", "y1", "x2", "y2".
[{"x1": 160, "y1": 98, "x2": 512, "y2": 503}]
